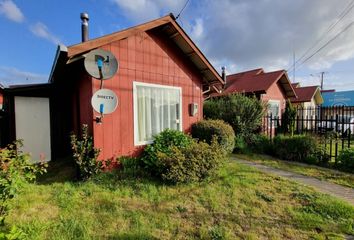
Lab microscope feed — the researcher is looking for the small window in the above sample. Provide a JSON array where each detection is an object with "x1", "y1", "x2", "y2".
[
  {"x1": 268, "y1": 100, "x2": 280, "y2": 128},
  {"x1": 133, "y1": 82, "x2": 182, "y2": 146},
  {"x1": 268, "y1": 100, "x2": 280, "y2": 117}
]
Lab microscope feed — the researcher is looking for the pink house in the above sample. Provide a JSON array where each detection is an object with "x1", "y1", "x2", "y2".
[{"x1": 222, "y1": 68, "x2": 296, "y2": 118}]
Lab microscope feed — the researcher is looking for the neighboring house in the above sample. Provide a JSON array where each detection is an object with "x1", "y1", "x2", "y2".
[
  {"x1": 0, "y1": 13, "x2": 223, "y2": 161},
  {"x1": 222, "y1": 68, "x2": 296, "y2": 120},
  {"x1": 0, "y1": 84, "x2": 3, "y2": 110},
  {"x1": 289, "y1": 83, "x2": 323, "y2": 130},
  {"x1": 290, "y1": 83, "x2": 323, "y2": 109},
  {"x1": 0, "y1": 84, "x2": 5, "y2": 147}
]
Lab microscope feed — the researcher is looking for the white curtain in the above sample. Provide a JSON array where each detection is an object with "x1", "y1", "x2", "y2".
[{"x1": 136, "y1": 85, "x2": 180, "y2": 143}]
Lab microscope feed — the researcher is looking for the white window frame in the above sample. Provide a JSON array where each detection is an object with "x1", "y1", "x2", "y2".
[
  {"x1": 268, "y1": 100, "x2": 280, "y2": 128},
  {"x1": 133, "y1": 81, "x2": 183, "y2": 146},
  {"x1": 268, "y1": 100, "x2": 280, "y2": 117}
]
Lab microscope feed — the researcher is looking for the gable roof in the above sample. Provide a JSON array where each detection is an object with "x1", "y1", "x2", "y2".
[
  {"x1": 58, "y1": 13, "x2": 223, "y2": 87},
  {"x1": 222, "y1": 68, "x2": 296, "y2": 98},
  {"x1": 290, "y1": 85, "x2": 323, "y2": 104},
  {"x1": 291, "y1": 82, "x2": 300, "y2": 88}
]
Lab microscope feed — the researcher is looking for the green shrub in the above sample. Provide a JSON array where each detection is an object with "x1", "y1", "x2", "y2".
[
  {"x1": 141, "y1": 129, "x2": 193, "y2": 174},
  {"x1": 233, "y1": 135, "x2": 247, "y2": 153},
  {"x1": 248, "y1": 134, "x2": 272, "y2": 154},
  {"x1": 157, "y1": 137, "x2": 226, "y2": 183},
  {"x1": 118, "y1": 156, "x2": 144, "y2": 177},
  {"x1": 0, "y1": 140, "x2": 47, "y2": 225},
  {"x1": 191, "y1": 119, "x2": 235, "y2": 153},
  {"x1": 337, "y1": 148, "x2": 354, "y2": 173},
  {"x1": 204, "y1": 94, "x2": 265, "y2": 139},
  {"x1": 313, "y1": 146, "x2": 331, "y2": 166},
  {"x1": 0, "y1": 226, "x2": 26, "y2": 239},
  {"x1": 70, "y1": 124, "x2": 101, "y2": 181},
  {"x1": 272, "y1": 135, "x2": 318, "y2": 163}
]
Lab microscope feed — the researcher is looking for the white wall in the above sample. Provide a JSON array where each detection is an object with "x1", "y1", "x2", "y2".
[{"x1": 15, "y1": 96, "x2": 51, "y2": 162}]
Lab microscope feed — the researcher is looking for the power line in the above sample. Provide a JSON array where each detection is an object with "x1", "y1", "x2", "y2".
[
  {"x1": 294, "y1": 21, "x2": 354, "y2": 71},
  {"x1": 176, "y1": 0, "x2": 191, "y2": 20},
  {"x1": 295, "y1": 0, "x2": 354, "y2": 65},
  {"x1": 288, "y1": 0, "x2": 354, "y2": 72}
]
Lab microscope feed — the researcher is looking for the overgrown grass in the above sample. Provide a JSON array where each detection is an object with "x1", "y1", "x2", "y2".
[
  {"x1": 235, "y1": 153, "x2": 354, "y2": 189},
  {"x1": 2, "y1": 160, "x2": 354, "y2": 239}
]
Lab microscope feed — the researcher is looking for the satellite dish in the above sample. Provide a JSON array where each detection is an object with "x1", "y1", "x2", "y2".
[
  {"x1": 91, "y1": 89, "x2": 118, "y2": 114},
  {"x1": 84, "y1": 49, "x2": 118, "y2": 80}
]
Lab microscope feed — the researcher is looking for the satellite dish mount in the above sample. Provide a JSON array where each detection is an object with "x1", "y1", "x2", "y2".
[{"x1": 84, "y1": 48, "x2": 119, "y2": 124}]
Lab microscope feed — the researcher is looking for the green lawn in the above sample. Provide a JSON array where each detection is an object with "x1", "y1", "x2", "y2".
[
  {"x1": 234, "y1": 153, "x2": 354, "y2": 189},
  {"x1": 2, "y1": 160, "x2": 354, "y2": 239}
]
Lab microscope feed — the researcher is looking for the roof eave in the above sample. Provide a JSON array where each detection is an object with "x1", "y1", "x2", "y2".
[
  {"x1": 48, "y1": 44, "x2": 68, "y2": 83},
  {"x1": 66, "y1": 14, "x2": 223, "y2": 87}
]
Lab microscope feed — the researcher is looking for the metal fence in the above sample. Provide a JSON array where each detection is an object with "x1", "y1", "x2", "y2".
[{"x1": 263, "y1": 106, "x2": 354, "y2": 161}]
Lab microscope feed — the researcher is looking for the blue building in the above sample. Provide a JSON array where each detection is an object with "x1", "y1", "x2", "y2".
[{"x1": 322, "y1": 90, "x2": 354, "y2": 107}]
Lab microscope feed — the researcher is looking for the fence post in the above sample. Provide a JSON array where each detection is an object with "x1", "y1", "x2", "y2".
[
  {"x1": 269, "y1": 113, "x2": 273, "y2": 140},
  {"x1": 301, "y1": 107, "x2": 304, "y2": 134}
]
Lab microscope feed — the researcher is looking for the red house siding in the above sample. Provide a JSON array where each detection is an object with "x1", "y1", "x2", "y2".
[
  {"x1": 261, "y1": 81, "x2": 287, "y2": 113},
  {"x1": 78, "y1": 31, "x2": 204, "y2": 160}
]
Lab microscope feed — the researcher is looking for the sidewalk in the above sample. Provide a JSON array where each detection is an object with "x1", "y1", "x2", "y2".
[{"x1": 232, "y1": 157, "x2": 354, "y2": 206}]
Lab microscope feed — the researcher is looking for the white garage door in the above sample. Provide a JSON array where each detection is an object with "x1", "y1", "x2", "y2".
[{"x1": 15, "y1": 96, "x2": 51, "y2": 162}]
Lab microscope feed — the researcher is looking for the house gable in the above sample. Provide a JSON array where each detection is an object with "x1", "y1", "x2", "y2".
[
  {"x1": 223, "y1": 69, "x2": 296, "y2": 98},
  {"x1": 290, "y1": 85, "x2": 323, "y2": 105},
  {"x1": 65, "y1": 14, "x2": 223, "y2": 89}
]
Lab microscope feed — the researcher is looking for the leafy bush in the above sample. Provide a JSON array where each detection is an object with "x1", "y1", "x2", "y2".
[
  {"x1": 272, "y1": 135, "x2": 318, "y2": 163},
  {"x1": 248, "y1": 134, "x2": 272, "y2": 154},
  {"x1": 313, "y1": 146, "x2": 331, "y2": 166},
  {"x1": 0, "y1": 225, "x2": 26, "y2": 239},
  {"x1": 204, "y1": 94, "x2": 265, "y2": 140},
  {"x1": 70, "y1": 124, "x2": 101, "y2": 180},
  {"x1": 118, "y1": 156, "x2": 144, "y2": 177},
  {"x1": 234, "y1": 135, "x2": 247, "y2": 153},
  {"x1": 157, "y1": 137, "x2": 226, "y2": 183},
  {"x1": 337, "y1": 148, "x2": 354, "y2": 173},
  {"x1": 141, "y1": 129, "x2": 193, "y2": 174},
  {"x1": 0, "y1": 140, "x2": 47, "y2": 225},
  {"x1": 191, "y1": 119, "x2": 235, "y2": 153}
]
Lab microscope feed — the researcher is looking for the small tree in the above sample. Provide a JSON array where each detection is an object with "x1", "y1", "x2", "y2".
[
  {"x1": 204, "y1": 93, "x2": 266, "y2": 143},
  {"x1": 70, "y1": 124, "x2": 101, "y2": 180},
  {"x1": 282, "y1": 100, "x2": 297, "y2": 136}
]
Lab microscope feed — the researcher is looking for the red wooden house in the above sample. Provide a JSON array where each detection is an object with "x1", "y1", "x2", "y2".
[{"x1": 0, "y1": 13, "x2": 224, "y2": 161}]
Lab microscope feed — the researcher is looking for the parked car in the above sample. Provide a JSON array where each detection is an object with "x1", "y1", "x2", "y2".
[{"x1": 318, "y1": 116, "x2": 354, "y2": 136}]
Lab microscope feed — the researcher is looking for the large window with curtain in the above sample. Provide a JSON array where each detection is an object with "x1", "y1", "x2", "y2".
[{"x1": 133, "y1": 82, "x2": 182, "y2": 146}]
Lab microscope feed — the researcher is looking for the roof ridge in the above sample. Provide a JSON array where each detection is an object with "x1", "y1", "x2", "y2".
[{"x1": 226, "y1": 68, "x2": 263, "y2": 77}]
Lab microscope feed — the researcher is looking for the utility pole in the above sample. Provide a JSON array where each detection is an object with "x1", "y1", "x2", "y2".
[
  {"x1": 311, "y1": 72, "x2": 326, "y2": 90},
  {"x1": 293, "y1": 51, "x2": 296, "y2": 83},
  {"x1": 320, "y1": 71, "x2": 325, "y2": 90}
]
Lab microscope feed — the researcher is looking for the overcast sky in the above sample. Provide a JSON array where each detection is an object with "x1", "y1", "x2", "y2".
[{"x1": 1, "y1": 0, "x2": 354, "y2": 90}]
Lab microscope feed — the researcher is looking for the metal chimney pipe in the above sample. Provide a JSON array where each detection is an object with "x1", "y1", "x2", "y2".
[
  {"x1": 221, "y1": 66, "x2": 226, "y2": 87},
  {"x1": 80, "y1": 12, "x2": 89, "y2": 42}
]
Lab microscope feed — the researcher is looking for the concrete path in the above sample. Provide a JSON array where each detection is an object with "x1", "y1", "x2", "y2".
[{"x1": 232, "y1": 157, "x2": 354, "y2": 206}]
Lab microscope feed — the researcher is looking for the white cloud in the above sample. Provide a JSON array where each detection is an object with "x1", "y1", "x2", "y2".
[
  {"x1": 195, "y1": 0, "x2": 354, "y2": 73},
  {"x1": 0, "y1": 66, "x2": 47, "y2": 86},
  {"x1": 190, "y1": 18, "x2": 204, "y2": 40},
  {"x1": 111, "y1": 0, "x2": 185, "y2": 22},
  {"x1": 0, "y1": 0, "x2": 24, "y2": 23},
  {"x1": 111, "y1": 0, "x2": 354, "y2": 74},
  {"x1": 30, "y1": 22, "x2": 61, "y2": 45}
]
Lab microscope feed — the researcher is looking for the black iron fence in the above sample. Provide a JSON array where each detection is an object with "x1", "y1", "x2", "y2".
[{"x1": 263, "y1": 106, "x2": 354, "y2": 161}]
